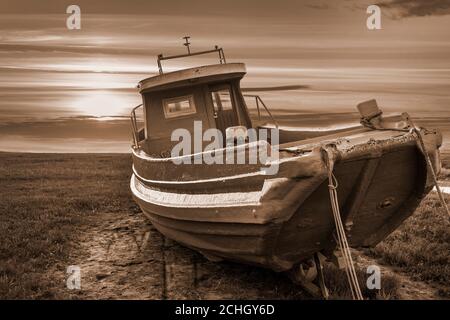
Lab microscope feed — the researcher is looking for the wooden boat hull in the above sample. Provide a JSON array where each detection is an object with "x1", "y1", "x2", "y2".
[{"x1": 131, "y1": 128, "x2": 442, "y2": 271}]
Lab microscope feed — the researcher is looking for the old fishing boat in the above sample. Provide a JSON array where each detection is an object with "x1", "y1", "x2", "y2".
[{"x1": 129, "y1": 42, "x2": 443, "y2": 297}]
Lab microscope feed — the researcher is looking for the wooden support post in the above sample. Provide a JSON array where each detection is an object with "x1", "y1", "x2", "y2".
[{"x1": 314, "y1": 252, "x2": 329, "y2": 299}]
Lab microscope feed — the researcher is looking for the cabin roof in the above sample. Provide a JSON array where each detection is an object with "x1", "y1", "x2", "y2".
[{"x1": 138, "y1": 63, "x2": 246, "y2": 93}]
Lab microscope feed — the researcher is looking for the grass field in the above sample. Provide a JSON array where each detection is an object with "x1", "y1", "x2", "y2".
[
  {"x1": 0, "y1": 152, "x2": 448, "y2": 299},
  {"x1": 0, "y1": 153, "x2": 138, "y2": 299}
]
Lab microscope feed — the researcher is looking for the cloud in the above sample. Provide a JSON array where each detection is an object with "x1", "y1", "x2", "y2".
[{"x1": 377, "y1": 0, "x2": 450, "y2": 18}]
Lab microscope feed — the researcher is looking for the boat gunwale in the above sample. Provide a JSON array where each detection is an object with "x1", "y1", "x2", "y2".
[
  {"x1": 132, "y1": 139, "x2": 272, "y2": 163},
  {"x1": 132, "y1": 163, "x2": 263, "y2": 185},
  {"x1": 132, "y1": 128, "x2": 426, "y2": 184}
]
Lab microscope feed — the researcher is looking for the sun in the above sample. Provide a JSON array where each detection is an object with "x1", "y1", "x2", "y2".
[{"x1": 70, "y1": 91, "x2": 134, "y2": 118}]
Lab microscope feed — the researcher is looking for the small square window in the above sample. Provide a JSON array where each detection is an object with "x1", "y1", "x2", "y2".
[{"x1": 163, "y1": 95, "x2": 196, "y2": 119}]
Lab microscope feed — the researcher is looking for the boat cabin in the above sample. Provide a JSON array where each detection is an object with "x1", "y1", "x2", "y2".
[{"x1": 132, "y1": 46, "x2": 254, "y2": 157}]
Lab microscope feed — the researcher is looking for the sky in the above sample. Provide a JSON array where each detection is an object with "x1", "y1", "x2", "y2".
[{"x1": 0, "y1": 0, "x2": 449, "y2": 152}]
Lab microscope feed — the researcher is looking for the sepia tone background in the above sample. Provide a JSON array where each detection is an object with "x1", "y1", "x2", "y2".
[
  {"x1": 1, "y1": 0, "x2": 449, "y2": 300},
  {"x1": 0, "y1": 0, "x2": 449, "y2": 152}
]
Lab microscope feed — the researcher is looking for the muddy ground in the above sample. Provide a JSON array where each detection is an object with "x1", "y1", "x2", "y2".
[{"x1": 63, "y1": 211, "x2": 441, "y2": 300}]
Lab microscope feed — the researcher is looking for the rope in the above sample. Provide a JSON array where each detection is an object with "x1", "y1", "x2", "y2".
[
  {"x1": 323, "y1": 147, "x2": 364, "y2": 300},
  {"x1": 320, "y1": 114, "x2": 448, "y2": 299},
  {"x1": 410, "y1": 125, "x2": 450, "y2": 219}
]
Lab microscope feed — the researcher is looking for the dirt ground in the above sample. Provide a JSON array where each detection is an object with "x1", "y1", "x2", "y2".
[
  {"x1": 65, "y1": 211, "x2": 307, "y2": 299},
  {"x1": 63, "y1": 211, "x2": 442, "y2": 300}
]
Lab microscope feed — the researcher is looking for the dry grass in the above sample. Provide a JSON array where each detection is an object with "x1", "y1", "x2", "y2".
[
  {"x1": 0, "y1": 153, "x2": 138, "y2": 299},
  {"x1": 324, "y1": 264, "x2": 400, "y2": 300}
]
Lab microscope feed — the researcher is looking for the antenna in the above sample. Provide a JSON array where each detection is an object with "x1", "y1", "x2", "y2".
[
  {"x1": 182, "y1": 36, "x2": 191, "y2": 54},
  {"x1": 156, "y1": 37, "x2": 226, "y2": 74}
]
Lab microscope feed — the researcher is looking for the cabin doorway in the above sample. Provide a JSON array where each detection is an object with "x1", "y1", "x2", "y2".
[{"x1": 209, "y1": 84, "x2": 239, "y2": 135}]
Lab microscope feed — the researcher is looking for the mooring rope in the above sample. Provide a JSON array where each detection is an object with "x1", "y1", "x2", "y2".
[
  {"x1": 410, "y1": 126, "x2": 450, "y2": 219},
  {"x1": 320, "y1": 113, "x2": 448, "y2": 299},
  {"x1": 323, "y1": 147, "x2": 364, "y2": 300}
]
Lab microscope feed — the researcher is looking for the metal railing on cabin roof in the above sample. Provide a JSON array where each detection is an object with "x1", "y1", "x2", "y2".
[
  {"x1": 130, "y1": 104, "x2": 144, "y2": 149},
  {"x1": 243, "y1": 95, "x2": 279, "y2": 128},
  {"x1": 157, "y1": 36, "x2": 226, "y2": 74}
]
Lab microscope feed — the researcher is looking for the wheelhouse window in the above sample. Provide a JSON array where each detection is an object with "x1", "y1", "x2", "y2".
[
  {"x1": 163, "y1": 95, "x2": 196, "y2": 118},
  {"x1": 211, "y1": 88, "x2": 233, "y2": 111}
]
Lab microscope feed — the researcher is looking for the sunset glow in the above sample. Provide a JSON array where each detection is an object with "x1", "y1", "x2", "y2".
[
  {"x1": 0, "y1": 0, "x2": 449, "y2": 152},
  {"x1": 69, "y1": 91, "x2": 134, "y2": 117}
]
